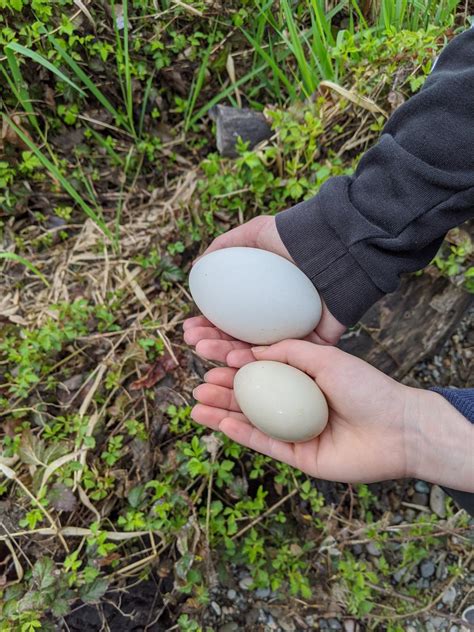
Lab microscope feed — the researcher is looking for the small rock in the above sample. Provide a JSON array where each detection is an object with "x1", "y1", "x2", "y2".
[
  {"x1": 405, "y1": 509, "x2": 416, "y2": 522},
  {"x1": 239, "y1": 576, "x2": 253, "y2": 590},
  {"x1": 319, "y1": 620, "x2": 329, "y2": 630},
  {"x1": 449, "y1": 626, "x2": 459, "y2": 632},
  {"x1": 366, "y1": 541, "x2": 381, "y2": 557},
  {"x1": 391, "y1": 513, "x2": 404, "y2": 525},
  {"x1": 279, "y1": 617, "x2": 296, "y2": 632},
  {"x1": 425, "y1": 615, "x2": 446, "y2": 631},
  {"x1": 211, "y1": 601, "x2": 221, "y2": 617},
  {"x1": 420, "y1": 560, "x2": 436, "y2": 579},
  {"x1": 462, "y1": 605, "x2": 474, "y2": 624},
  {"x1": 255, "y1": 587, "x2": 270, "y2": 599},
  {"x1": 227, "y1": 589, "x2": 237, "y2": 600},
  {"x1": 328, "y1": 619, "x2": 342, "y2": 630},
  {"x1": 415, "y1": 480, "x2": 430, "y2": 494},
  {"x1": 393, "y1": 568, "x2": 407, "y2": 583},
  {"x1": 343, "y1": 621, "x2": 356, "y2": 632},
  {"x1": 412, "y1": 492, "x2": 429, "y2": 506},
  {"x1": 219, "y1": 624, "x2": 239, "y2": 632},
  {"x1": 441, "y1": 586, "x2": 457, "y2": 607},
  {"x1": 210, "y1": 105, "x2": 273, "y2": 158},
  {"x1": 430, "y1": 485, "x2": 446, "y2": 518},
  {"x1": 352, "y1": 544, "x2": 363, "y2": 555}
]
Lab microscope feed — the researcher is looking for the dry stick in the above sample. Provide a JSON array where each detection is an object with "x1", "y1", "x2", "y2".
[
  {"x1": 231, "y1": 488, "x2": 299, "y2": 541},
  {"x1": 0, "y1": 465, "x2": 69, "y2": 552}
]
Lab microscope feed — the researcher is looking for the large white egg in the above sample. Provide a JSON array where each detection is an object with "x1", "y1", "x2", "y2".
[
  {"x1": 189, "y1": 247, "x2": 321, "y2": 344},
  {"x1": 233, "y1": 361, "x2": 328, "y2": 443}
]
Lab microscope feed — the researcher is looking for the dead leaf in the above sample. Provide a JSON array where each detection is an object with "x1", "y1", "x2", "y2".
[
  {"x1": 1, "y1": 114, "x2": 32, "y2": 150},
  {"x1": 130, "y1": 352, "x2": 178, "y2": 390},
  {"x1": 319, "y1": 80, "x2": 388, "y2": 117}
]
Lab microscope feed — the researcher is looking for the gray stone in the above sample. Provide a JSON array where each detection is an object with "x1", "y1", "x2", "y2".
[
  {"x1": 352, "y1": 544, "x2": 363, "y2": 555},
  {"x1": 420, "y1": 560, "x2": 435, "y2": 578},
  {"x1": 441, "y1": 586, "x2": 457, "y2": 607},
  {"x1": 219, "y1": 624, "x2": 239, "y2": 632},
  {"x1": 279, "y1": 617, "x2": 296, "y2": 632},
  {"x1": 393, "y1": 568, "x2": 407, "y2": 583},
  {"x1": 425, "y1": 615, "x2": 446, "y2": 631},
  {"x1": 210, "y1": 105, "x2": 273, "y2": 158},
  {"x1": 239, "y1": 576, "x2": 253, "y2": 590},
  {"x1": 211, "y1": 601, "x2": 222, "y2": 617},
  {"x1": 255, "y1": 587, "x2": 270, "y2": 599},
  {"x1": 226, "y1": 589, "x2": 237, "y2": 600},
  {"x1": 328, "y1": 619, "x2": 342, "y2": 630},
  {"x1": 448, "y1": 626, "x2": 459, "y2": 632},
  {"x1": 319, "y1": 620, "x2": 329, "y2": 630},
  {"x1": 462, "y1": 605, "x2": 474, "y2": 624},
  {"x1": 415, "y1": 480, "x2": 430, "y2": 494},
  {"x1": 430, "y1": 485, "x2": 446, "y2": 518},
  {"x1": 412, "y1": 492, "x2": 429, "y2": 506},
  {"x1": 391, "y1": 513, "x2": 404, "y2": 525},
  {"x1": 366, "y1": 541, "x2": 381, "y2": 557}
]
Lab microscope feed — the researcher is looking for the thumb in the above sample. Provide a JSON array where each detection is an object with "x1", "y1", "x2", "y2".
[{"x1": 251, "y1": 339, "x2": 338, "y2": 380}]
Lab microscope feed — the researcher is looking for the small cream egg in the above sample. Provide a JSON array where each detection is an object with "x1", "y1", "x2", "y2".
[
  {"x1": 189, "y1": 247, "x2": 321, "y2": 345},
  {"x1": 233, "y1": 361, "x2": 328, "y2": 443}
]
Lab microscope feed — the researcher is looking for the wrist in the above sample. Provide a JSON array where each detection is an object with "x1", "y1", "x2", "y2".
[{"x1": 403, "y1": 388, "x2": 474, "y2": 491}]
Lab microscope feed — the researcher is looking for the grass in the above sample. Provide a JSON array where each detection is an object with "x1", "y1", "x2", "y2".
[{"x1": 0, "y1": 1, "x2": 472, "y2": 630}]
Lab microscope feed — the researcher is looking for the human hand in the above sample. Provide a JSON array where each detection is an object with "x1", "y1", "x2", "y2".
[
  {"x1": 191, "y1": 340, "x2": 474, "y2": 490},
  {"x1": 183, "y1": 216, "x2": 346, "y2": 361}
]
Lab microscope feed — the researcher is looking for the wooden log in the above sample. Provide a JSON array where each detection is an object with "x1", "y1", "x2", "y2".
[
  {"x1": 209, "y1": 105, "x2": 273, "y2": 157},
  {"x1": 337, "y1": 272, "x2": 473, "y2": 379}
]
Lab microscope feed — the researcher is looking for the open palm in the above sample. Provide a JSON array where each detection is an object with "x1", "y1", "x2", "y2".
[
  {"x1": 183, "y1": 215, "x2": 346, "y2": 356},
  {"x1": 191, "y1": 340, "x2": 414, "y2": 484}
]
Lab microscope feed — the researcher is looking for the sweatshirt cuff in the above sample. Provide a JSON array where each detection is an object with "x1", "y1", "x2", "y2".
[
  {"x1": 276, "y1": 190, "x2": 384, "y2": 327},
  {"x1": 429, "y1": 387, "x2": 474, "y2": 516}
]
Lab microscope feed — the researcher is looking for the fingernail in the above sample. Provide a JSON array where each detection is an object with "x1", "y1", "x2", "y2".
[
  {"x1": 192, "y1": 387, "x2": 199, "y2": 399},
  {"x1": 251, "y1": 346, "x2": 268, "y2": 354}
]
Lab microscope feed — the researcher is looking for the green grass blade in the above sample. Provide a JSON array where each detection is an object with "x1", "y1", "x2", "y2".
[
  {"x1": 6, "y1": 43, "x2": 86, "y2": 96},
  {"x1": 185, "y1": 35, "x2": 213, "y2": 131},
  {"x1": 241, "y1": 27, "x2": 296, "y2": 100},
  {"x1": 0, "y1": 252, "x2": 49, "y2": 286},
  {"x1": 49, "y1": 36, "x2": 131, "y2": 133},
  {"x1": 3, "y1": 115, "x2": 113, "y2": 243},
  {"x1": 280, "y1": 0, "x2": 316, "y2": 95},
  {"x1": 4, "y1": 47, "x2": 41, "y2": 133}
]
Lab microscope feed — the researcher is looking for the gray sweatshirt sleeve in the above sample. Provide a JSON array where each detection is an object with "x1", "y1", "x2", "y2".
[{"x1": 276, "y1": 27, "x2": 474, "y2": 327}]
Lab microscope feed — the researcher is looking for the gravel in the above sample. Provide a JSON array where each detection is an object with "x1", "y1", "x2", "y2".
[
  {"x1": 420, "y1": 560, "x2": 436, "y2": 578},
  {"x1": 430, "y1": 485, "x2": 447, "y2": 517},
  {"x1": 441, "y1": 586, "x2": 457, "y2": 606},
  {"x1": 415, "y1": 481, "x2": 430, "y2": 494}
]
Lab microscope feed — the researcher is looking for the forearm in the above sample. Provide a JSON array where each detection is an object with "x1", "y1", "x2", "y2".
[
  {"x1": 277, "y1": 27, "x2": 474, "y2": 327},
  {"x1": 404, "y1": 388, "x2": 474, "y2": 493}
]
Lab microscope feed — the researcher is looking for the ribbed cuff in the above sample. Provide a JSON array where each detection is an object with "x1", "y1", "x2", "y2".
[
  {"x1": 429, "y1": 387, "x2": 474, "y2": 516},
  {"x1": 276, "y1": 192, "x2": 384, "y2": 327},
  {"x1": 430, "y1": 387, "x2": 474, "y2": 423}
]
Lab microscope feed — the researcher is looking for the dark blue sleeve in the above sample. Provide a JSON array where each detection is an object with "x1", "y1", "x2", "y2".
[{"x1": 430, "y1": 387, "x2": 474, "y2": 516}]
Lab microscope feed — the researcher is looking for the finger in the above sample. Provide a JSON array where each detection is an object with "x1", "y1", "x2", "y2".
[
  {"x1": 218, "y1": 417, "x2": 300, "y2": 466},
  {"x1": 251, "y1": 339, "x2": 339, "y2": 378},
  {"x1": 204, "y1": 367, "x2": 237, "y2": 388},
  {"x1": 226, "y1": 348, "x2": 259, "y2": 368},
  {"x1": 183, "y1": 316, "x2": 213, "y2": 331},
  {"x1": 191, "y1": 404, "x2": 248, "y2": 431},
  {"x1": 184, "y1": 326, "x2": 235, "y2": 345},
  {"x1": 193, "y1": 383, "x2": 241, "y2": 412},
  {"x1": 195, "y1": 339, "x2": 250, "y2": 363},
  {"x1": 313, "y1": 301, "x2": 346, "y2": 346}
]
